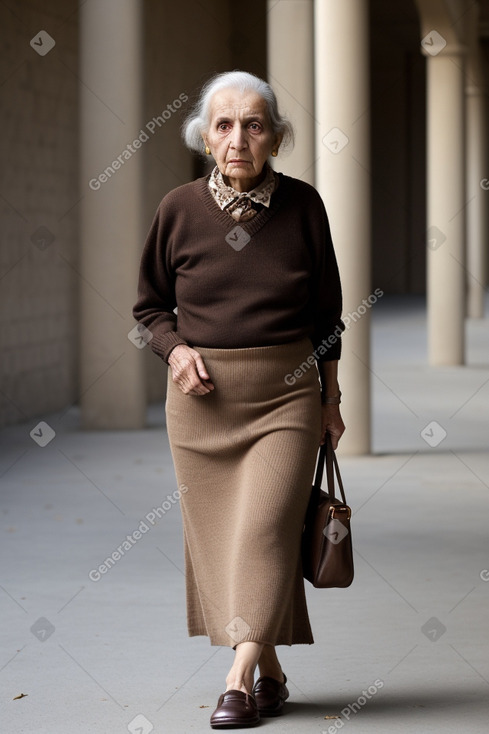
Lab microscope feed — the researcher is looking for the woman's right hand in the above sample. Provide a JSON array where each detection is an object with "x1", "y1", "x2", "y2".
[{"x1": 168, "y1": 344, "x2": 215, "y2": 396}]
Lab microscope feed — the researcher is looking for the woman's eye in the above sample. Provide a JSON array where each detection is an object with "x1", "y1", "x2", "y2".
[
  {"x1": 218, "y1": 123, "x2": 230, "y2": 131},
  {"x1": 249, "y1": 123, "x2": 261, "y2": 131}
]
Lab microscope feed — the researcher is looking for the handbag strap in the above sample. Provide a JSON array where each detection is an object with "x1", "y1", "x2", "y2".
[{"x1": 311, "y1": 434, "x2": 347, "y2": 505}]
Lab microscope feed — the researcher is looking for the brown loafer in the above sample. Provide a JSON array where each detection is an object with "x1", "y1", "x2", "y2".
[
  {"x1": 210, "y1": 689, "x2": 260, "y2": 729},
  {"x1": 252, "y1": 674, "x2": 289, "y2": 716}
]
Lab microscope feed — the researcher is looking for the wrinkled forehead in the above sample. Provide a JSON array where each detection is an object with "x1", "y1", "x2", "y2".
[{"x1": 208, "y1": 88, "x2": 270, "y2": 121}]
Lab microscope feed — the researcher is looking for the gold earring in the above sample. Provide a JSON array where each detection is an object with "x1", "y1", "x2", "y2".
[
  {"x1": 205, "y1": 146, "x2": 211, "y2": 155},
  {"x1": 271, "y1": 150, "x2": 278, "y2": 157}
]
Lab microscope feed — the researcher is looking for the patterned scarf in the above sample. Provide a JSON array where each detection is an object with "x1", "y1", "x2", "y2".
[{"x1": 208, "y1": 163, "x2": 279, "y2": 222}]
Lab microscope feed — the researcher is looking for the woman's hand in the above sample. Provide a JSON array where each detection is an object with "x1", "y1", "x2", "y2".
[
  {"x1": 320, "y1": 404, "x2": 345, "y2": 449},
  {"x1": 168, "y1": 345, "x2": 215, "y2": 396}
]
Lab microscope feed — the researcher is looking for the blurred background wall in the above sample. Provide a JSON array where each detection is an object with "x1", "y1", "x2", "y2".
[{"x1": 1, "y1": 0, "x2": 488, "y2": 442}]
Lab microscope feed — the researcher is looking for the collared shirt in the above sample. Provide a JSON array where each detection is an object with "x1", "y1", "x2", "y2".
[{"x1": 208, "y1": 163, "x2": 280, "y2": 221}]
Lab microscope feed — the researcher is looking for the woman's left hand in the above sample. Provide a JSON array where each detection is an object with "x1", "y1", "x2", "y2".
[{"x1": 320, "y1": 404, "x2": 345, "y2": 449}]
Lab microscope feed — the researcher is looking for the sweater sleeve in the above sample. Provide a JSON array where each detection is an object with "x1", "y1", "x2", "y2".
[
  {"x1": 310, "y1": 194, "x2": 344, "y2": 362},
  {"x1": 132, "y1": 200, "x2": 188, "y2": 363}
]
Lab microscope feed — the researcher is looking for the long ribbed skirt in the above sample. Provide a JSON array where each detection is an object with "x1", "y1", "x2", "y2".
[{"x1": 165, "y1": 338, "x2": 322, "y2": 647}]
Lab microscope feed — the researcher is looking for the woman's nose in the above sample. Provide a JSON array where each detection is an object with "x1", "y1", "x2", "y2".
[{"x1": 230, "y1": 126, "x2": 247, "y2": 150}]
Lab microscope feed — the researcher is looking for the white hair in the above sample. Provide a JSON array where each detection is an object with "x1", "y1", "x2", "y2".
[{"x1": 182, "y1": 70, "x2": 294, "y2": 155}]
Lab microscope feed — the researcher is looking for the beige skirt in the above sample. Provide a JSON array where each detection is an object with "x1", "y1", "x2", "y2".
[{"x1": 165, "y1": 338, "x2": 322, "y2": 647}]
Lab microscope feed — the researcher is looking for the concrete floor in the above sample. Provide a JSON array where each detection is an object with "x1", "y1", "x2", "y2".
[{"x1": 1, "y1": 295, "x2": 489, "y2": 733}]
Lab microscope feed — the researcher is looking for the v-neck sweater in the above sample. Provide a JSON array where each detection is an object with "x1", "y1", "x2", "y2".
[{"x1": 133, "y1": 173, "x2": 344, "y2": 363}]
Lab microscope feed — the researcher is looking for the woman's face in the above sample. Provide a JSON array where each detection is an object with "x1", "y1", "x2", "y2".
[{"x1": 204, "y1": 88, "x2": 281, "y2": 193}]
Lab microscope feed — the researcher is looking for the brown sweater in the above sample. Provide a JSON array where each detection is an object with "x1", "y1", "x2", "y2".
[{"x1": 133, "y1": 173, "x2": 344, "y2": 363}]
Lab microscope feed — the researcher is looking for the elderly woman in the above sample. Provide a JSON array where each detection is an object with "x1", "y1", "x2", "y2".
[{"x1": 133, "y1": 70, "x2": 345, "y2": 729}]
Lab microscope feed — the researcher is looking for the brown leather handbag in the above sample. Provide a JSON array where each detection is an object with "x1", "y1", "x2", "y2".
[{"x1": 302, "y1": 434, "x2": 354, "y2": 588}]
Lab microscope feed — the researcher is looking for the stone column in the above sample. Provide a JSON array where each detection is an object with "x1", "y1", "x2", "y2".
[
  {"x1": 267, "y1": 0, "x2": 315, "y2": 184},
  {"x1": 415, "y1": 0, "x2": 468, "y2": 364},
  {"x1": 424, "y1": 44, "x2": 466, "y2": 363},
  {"x1": 466, "y1": 4, "x2": 487, "y2": 318},
  {"x1": 79, "y1": 0, "x2": 146, "y2": 428},
  {"x1": 315, "y1": 0, "x2": 371, "y2": 455}
]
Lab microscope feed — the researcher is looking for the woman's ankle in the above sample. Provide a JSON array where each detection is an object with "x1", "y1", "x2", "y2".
[
  {"x1": 257, "y1": 665, "x2": 284, "y2": 683},
  {"x1": 257, "y1": 645, "x2": 284, "y2": 682},
  {"x1": 225, "y1": 672, "x2": 254, "y2": 694},
  {"x1": 226, "y1": 641, "x2": 263, "y2": 694}
]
